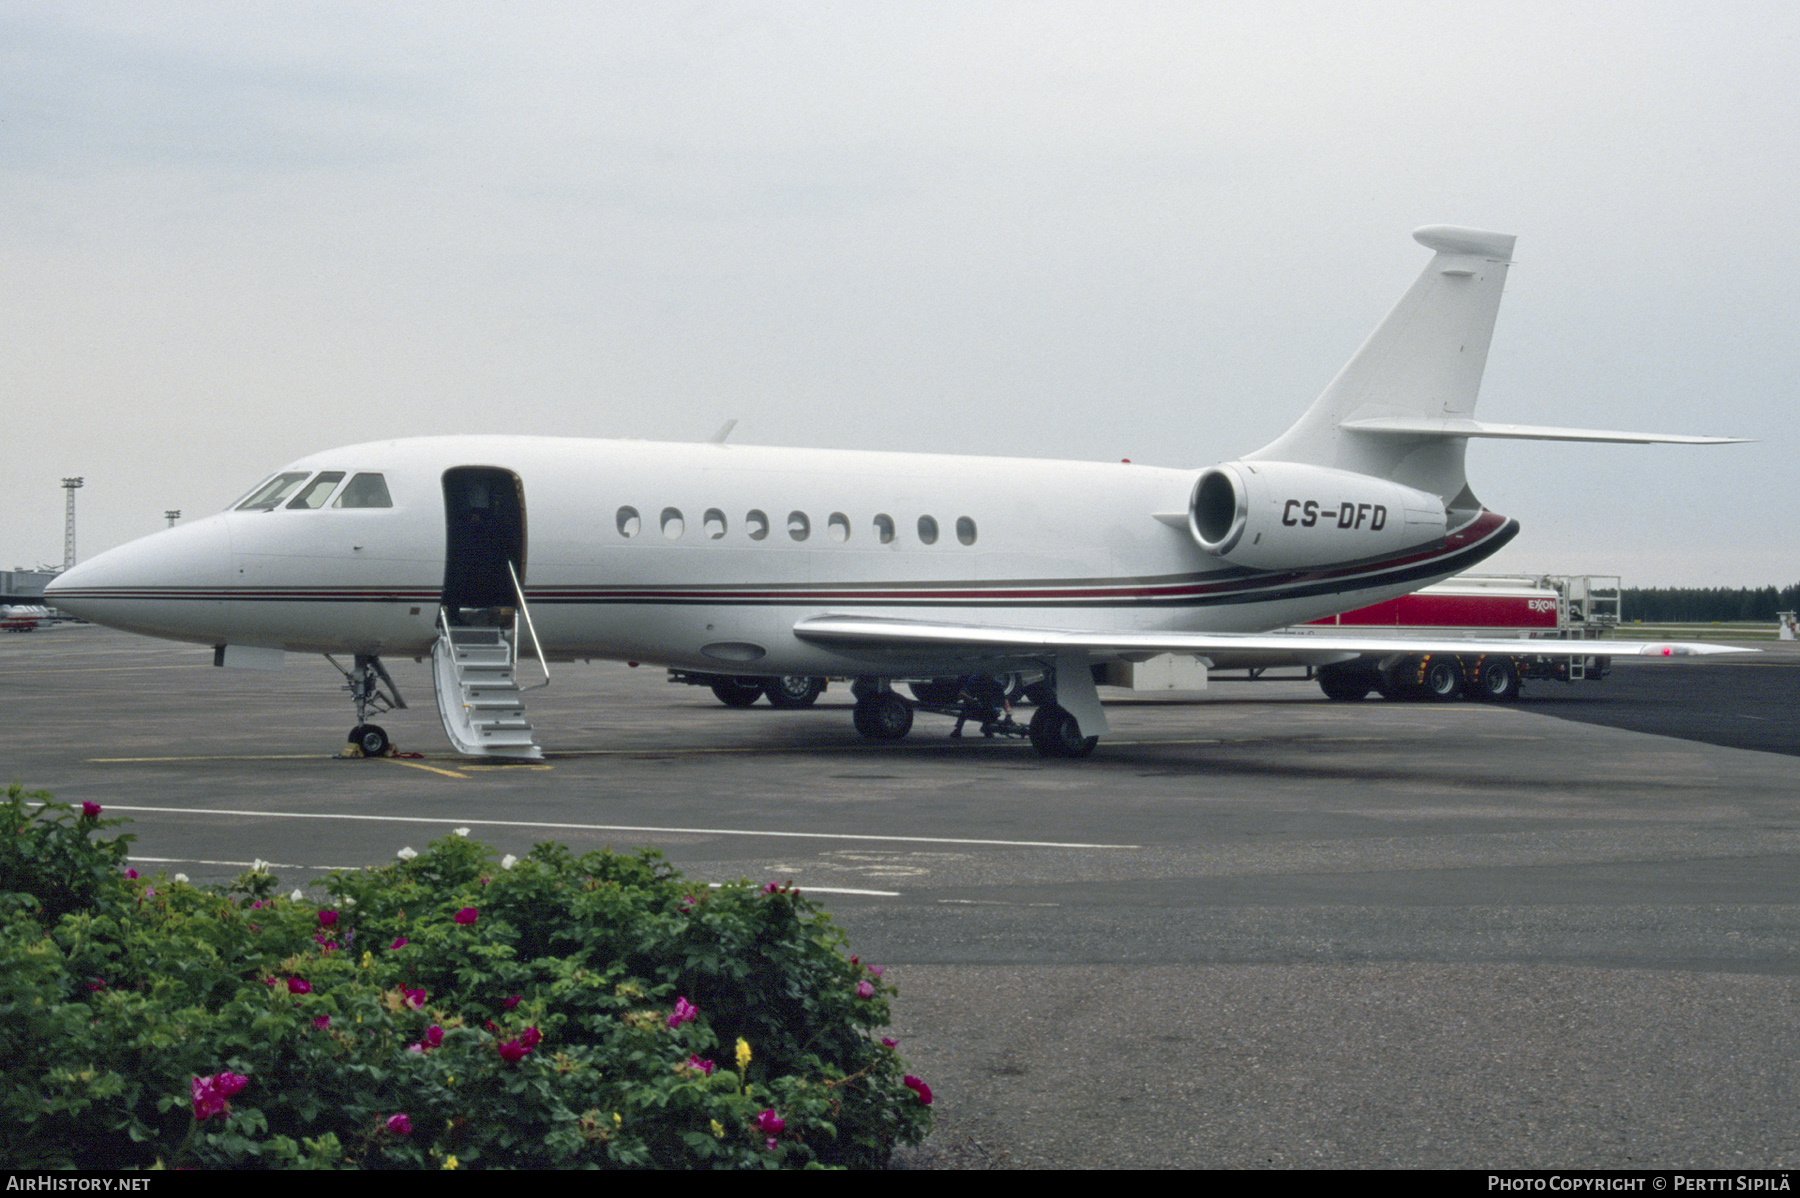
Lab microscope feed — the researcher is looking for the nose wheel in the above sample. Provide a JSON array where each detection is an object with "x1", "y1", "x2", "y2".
[{"x1": 348, "y1": 723, "x2": 391, "y2": 757}]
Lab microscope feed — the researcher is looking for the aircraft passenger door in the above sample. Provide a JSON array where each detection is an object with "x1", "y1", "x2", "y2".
[{"x1": 441, "y1": 466, "x2": 527, "y2": 621}]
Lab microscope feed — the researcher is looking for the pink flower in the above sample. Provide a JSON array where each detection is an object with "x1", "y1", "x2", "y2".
[
  {"x1": 755, "y1": 1109, "x2": 785, "y2": 1137},
  {"x1": 313, "y1": 1016, "x2": 331, "y2": 1030},
  {"x1": 453, "y1": 907, "x2": 478, "y2": 926},
  {"x1": 679, "y1": 895, "x2": 696, "y2": 912},
  {"x1": 124, "y1": 869, "x2": 138, "y2": 879},
  {"x1": 685, "y1": 1055, "x2": 716, "y2": 1075},
  {"x1": 424, "y1": 1025, "x2": 444, "y2": 1048},
  {"x1": 882, "y1": 1037, "x2": 898, "y2": 1048},
  {"x1": 388, "y1": 936, "x2": 408, "y2": 950},
  {"x1": 287, "y1": 977, "x2": 311, "y2": 995},
  {"x1": 317, "y1": 910, "x2": 338, "y2": 928},
  {"x1": 386, "y1": 1113, "x2": 411, "y2": 1136},
  {"x1": 868, "y1": 965, "x2": 885, "y2": 977},
  {"x1": 668, "y1": 996, "x2": 698, "y2": 1028},
  {"x1": 403, "y1": 987, "x2": 426, "y2": 1009},
  {"x1": 498, "y1": 1037, "x2": 530, "y2": 1064},
  {"x1": 502, "y1": 994, "x2": 522, "y2": 1010},
  {"x1": 81, "y1": 802, "x2": 101, "y2": 819},
  {"x1": 87, "y1": 978, "x2": 106, "y2": 992},
  {"x1": 519, "y1": 1026, "x2": 541, "y2": 1049},
  {"x1": 856, "y1": 981, "x2": 874, "y2": 1000},
  {"x1": 903, "y1": 1075, "x2": 933, "y2": 1106},
  {"x1": 190, "y1": 1071, "x2": 249, "y2": 1121}
]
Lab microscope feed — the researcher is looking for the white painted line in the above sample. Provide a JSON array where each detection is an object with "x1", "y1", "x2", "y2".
[{"x1": 101, "y1": 804, "x2": 1142, "y2": 851}]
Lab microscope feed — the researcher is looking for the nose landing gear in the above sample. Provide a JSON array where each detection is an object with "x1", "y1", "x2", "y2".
[{"x1": 327, "y1": 653, "x2": 408, "y2": 758}]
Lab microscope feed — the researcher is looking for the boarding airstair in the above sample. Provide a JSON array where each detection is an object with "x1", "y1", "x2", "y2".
[{"x1": 429, "y1": 564, "x2": 548, "y2": 759}]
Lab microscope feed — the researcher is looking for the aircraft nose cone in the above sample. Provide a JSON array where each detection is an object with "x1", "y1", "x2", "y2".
[{"x1": 46, "y1": 517, "x2": 234, "y2": 642}]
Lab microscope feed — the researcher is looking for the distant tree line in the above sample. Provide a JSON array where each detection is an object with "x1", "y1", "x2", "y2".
[{"x1": 1621, "y1": 585, "x2": 1800, "y2": 623}]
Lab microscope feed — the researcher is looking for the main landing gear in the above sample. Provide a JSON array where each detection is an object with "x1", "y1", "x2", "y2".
[
  {"x1": 851, "y1": 668, "x2": 1103, "y2": 758},
  {"x1": 327, "y1": 653, "x2": 408, "y2": 758}
]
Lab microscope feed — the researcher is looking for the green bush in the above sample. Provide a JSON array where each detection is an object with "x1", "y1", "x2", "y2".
[{"x1": 0, "y1": 784, "x2": 932, "y2": 1169}]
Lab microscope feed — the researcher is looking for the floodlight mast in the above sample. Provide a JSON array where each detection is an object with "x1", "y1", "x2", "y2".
[{"x1": 61, "y1": 477, "x2": 83, "y2": 571}]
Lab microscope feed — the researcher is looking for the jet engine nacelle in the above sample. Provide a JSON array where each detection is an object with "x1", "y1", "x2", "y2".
[{"x1": 1190, "y1": 461, "x2": 1448, "y2": 571}]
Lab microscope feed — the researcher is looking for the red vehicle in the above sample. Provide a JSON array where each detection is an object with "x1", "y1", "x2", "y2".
[{"x1": 1299, "y1": 574, "x2": 1620, "y2": 701}]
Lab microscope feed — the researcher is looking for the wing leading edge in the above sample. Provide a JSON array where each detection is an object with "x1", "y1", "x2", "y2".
[{"x1": 793, "y1": 613, "x2": 1756, "y2": 662}]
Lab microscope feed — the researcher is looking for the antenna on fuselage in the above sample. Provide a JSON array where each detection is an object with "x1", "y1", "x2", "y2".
[{"x1": 710, "y1": 419, "x2": 738, "y2": 445}]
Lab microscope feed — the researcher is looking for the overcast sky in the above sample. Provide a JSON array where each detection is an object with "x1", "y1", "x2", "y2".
[{"x1": 4, "y1": 1, "x2": 1794, "y2": 587}]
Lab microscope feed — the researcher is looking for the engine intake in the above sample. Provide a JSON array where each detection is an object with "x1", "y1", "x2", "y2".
[{"x1": 1191, "y1": 461, "x2": 1448, "y2": 571}]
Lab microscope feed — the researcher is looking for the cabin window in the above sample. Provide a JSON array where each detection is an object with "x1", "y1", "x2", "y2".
[
  {"x1": 828, "y1": 512, "x2": 850, "y2": 543},
  {"x1": 873, "y1": 514, "x2": 895, "y2": 544},
  {"x1": 286, "y1": 472, "x2": 346, "y2": 510},
  {"x1": 236, "y1": 472, "x2": 311, "y2": 512},
  {"x1": 661, "y1": 507, "x2": 685, "y2": 539},
  {"x1": 746, "y1": 510, "x2": 769, "y2": 540},
  {"x1": 704, "y1": 508, "x2": 727, "y2": 539},
  {"x1": 787, "y1": 511, "x2": 810, "y2": 541},
  {"x1": 334, "y1": 473, "x2": 393, "y2": 509},
  {"x1": 617, "y1": 506, "x2": 641, "y2": 538},
  {"x1": 956, "y1": 516, "x2": 977, "y2": 546},
  {"x1": 917, "y1": 515, "x2": 939, "y2": 545}
]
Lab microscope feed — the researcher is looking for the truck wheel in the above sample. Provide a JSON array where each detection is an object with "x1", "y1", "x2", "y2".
[
  {"x1": 1318, "y1": 664, "x2": 1374, "y2": 701},
  {"x1": 1378, "y1": 658, "x2": 1423, "y2": 700},
  {"x1": 908, "y1": 679, "x2": 961, "y2": 705},
  {"x1": 1467, "y1": 656, "x2": 1521, "y2": 702},
  {"x1": 1420, "y1": 655, "x2": 1463, "y2": 701}
]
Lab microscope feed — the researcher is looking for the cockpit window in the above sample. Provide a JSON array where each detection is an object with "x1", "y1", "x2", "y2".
[
  {"x1": 286, "y1": 472, "x2": 346, "y2": 509},
  {"x1": 235, "y1": 472, "x2": 311, "y2": 512},
  {"x1": 333, "y1": 473, "x2": 393, "y2": 509}
]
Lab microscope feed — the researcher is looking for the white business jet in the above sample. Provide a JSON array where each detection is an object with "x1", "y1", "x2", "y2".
[{"x1": 46, "y1": 226, "x2": 1748, "y2": 760}]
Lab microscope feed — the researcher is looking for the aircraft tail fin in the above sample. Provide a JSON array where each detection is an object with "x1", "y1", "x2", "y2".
[{"x1": 1246, "y1": 225, "x2": 1516, "y2": 508}]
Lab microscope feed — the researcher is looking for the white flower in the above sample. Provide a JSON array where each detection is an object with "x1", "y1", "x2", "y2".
[
  {"x1": 252, "y1": 859, "x2": 269, "y2": 873},
  {"x1": 290, "y1": 888, "x2": 304, "y2": 901},
  {"x1": 500, "y1": 854, "x2": 518, "y2": 870},
  {"x1": 453, "y1": 827, "x2": 471, "y2": 838},
  {"x1": 174, "y1": 873, "x2": 189, "y2": 884},
  {"x1": 396, "y1": 847, "x2": 418, "y2": 860}
]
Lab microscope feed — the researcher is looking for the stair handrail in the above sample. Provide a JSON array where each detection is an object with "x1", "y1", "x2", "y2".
[{"x1": 507, "y1": 561, "x2": 551, "y2": 690}]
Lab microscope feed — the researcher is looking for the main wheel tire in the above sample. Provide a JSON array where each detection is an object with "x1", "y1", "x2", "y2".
[
  {"x1": 1419, "y1": 655, "x2": 1463, "y2": 701},
  {"x1": 1467, "y1": 656, "x2": 1521, "y2": 702},
  {"x1": 764, "y1": 676, "x2": 825, "y2": 708},
  {"x1": 350, "y1": 724, "x2": 390, "y2": 756},
  {"x1": 853, "y1": 693, "x2": 914, "y2": 740},
  {"x1": 1028, "y1": 705, "x2": 1098, "y2": 758},
  {"x1": 711, "y1": 679, "x2": 765, "y2": 707}
]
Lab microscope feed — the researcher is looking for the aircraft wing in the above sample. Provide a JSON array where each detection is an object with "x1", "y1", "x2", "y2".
[{"x1": 792, "y1": 614, "x2": 1757, "y2": 662}]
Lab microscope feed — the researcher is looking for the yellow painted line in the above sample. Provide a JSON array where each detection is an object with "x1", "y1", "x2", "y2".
[
  {"x1": 90, "y1": 754, "x2": 330, "y2": 762},
  {"x1": 387, "y1": 759, "x2": 468, "y2": 779}
]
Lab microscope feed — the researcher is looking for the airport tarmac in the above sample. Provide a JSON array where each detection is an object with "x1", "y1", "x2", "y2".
[{"x1": 5, "y1": 624, "x2": 1799, "y2": 1169}]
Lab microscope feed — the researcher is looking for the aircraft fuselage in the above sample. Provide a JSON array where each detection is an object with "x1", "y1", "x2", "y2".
[{"x1": 47, "y1": 434, "x2": 1513, "y2": 677}]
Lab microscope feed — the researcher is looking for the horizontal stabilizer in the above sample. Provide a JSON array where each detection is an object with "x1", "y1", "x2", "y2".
[
  {"x1": 794, "y1": 614, "x2": 1756, "y2": 661},
  {"x1": 1339, "y1": 416, "x2": 1748, "y2": 444}
]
